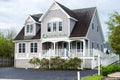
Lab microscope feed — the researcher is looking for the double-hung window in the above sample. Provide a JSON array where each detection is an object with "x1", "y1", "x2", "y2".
[
  {"x1": 47, "y1": 23, "x2": 51, "y2": 32},
  {"x1": 59, "y1": 22, "x2": 62, "y2": 31},
  {"x1": 47, "y1": 21, "x2": 63, "y2": 32},
  {"x1": 26, "y1": 24, "x2": 33, "y2": 33},
  {"x1": 53, "y1": 22, "x2": 56, "y2": 31},
  {"x1": 30, "y1": 43, "x2": 38, "y2": 53},
  {"x1": 19, "y1": 43, "x2": 25, "y2": 53}
]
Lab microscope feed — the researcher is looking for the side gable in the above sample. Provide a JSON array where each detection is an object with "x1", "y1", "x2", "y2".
[
  {"x1": 39, "y1": 1, "x2": 77, "y2": 21},
  {"x1": 70, "y1": 7, "x2": 96, "y2": 37},
  {"x1": 86, "y1": 8, "x2": 104, "y2": 44}
]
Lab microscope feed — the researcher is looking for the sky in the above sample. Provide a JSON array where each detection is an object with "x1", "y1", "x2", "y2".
[{"x1": 0, "y1": 0, "x2": 120, "y2": 40}]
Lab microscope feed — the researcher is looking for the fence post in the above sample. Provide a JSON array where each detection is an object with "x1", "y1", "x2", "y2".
[{"x1": 77, "y1": 71, "x2": 80, "y2": 80}]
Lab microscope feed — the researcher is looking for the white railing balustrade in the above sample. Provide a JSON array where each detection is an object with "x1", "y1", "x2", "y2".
[{"x1": 41, "y1": 49, "x2": 102, "y2": 57}]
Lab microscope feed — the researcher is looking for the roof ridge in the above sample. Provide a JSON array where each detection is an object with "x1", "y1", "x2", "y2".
[{"x1": 72, "y1": 7, "x2": 96, "y2": 11}]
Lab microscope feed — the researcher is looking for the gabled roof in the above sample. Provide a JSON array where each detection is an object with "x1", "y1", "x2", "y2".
[
  {"x1": 56, "y1": 2, "x2": 77, "y2": 20},
  {"x1": 40, "y1": 1, "x2": 78, "y2": 21},
  {"x1": 70, "y1": 7, "x2": 96, "y2": 37},
  {"x1": 14, "y1": 2, "x2": 96, "y2": 41},
  {"x1": 31, "y1": 14, "x2": 42, "y2": 22}
]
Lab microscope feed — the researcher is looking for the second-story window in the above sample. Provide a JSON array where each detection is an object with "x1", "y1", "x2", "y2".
[
  {"x1": 26, "y1": 24, "x2": 33, "y2": 33},
  {"x1": 47, "y1": 23, "x2": 51, "y2": 32},
  {"x1": 59, "y1": 22, "x2": 62, "y2": 31},
  {"x1": 53, "y1": 22, "x2": 57, "y2": 31}
]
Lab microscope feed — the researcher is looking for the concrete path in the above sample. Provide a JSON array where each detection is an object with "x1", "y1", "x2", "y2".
[{"x1": 0, "y1": 67, "x2": 97, "y2": 80}]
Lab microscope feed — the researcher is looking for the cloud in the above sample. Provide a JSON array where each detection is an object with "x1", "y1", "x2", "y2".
[{"x1": 0, "y1": 0, "x2": 120, "y2": 40}]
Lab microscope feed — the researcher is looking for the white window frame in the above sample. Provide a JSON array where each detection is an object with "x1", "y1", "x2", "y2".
[
  {"x1": 18, "y1": 43, "x2": 25, "y2": 53},
  {"x1": 30, "y1": 42, "x2": 38, "y2": 53},
  {"x1": 59, "y1": 21, "x2": 62, "y2": 31},
  {"x1": 46, "y1": 18, "x2": 63, "y2": 32},
  {"x1": 26, "y1": 24, "x2": 33, "y2": 33},
  {"x1": 47, "y1": 23, "x2": 52, "y2": 32}
]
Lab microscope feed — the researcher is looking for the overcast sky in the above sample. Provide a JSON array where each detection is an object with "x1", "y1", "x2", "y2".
[{"x1": 0, "y1": 0, "x2": 120, "y2": 40}]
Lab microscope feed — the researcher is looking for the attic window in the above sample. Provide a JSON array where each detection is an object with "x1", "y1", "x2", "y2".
[{"x1": 26, "y1": 24, "x2": 33, "y2": 33}]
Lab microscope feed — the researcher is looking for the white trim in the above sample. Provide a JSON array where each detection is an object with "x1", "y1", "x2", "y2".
[
  {"x1": 24, "y1": 16, "x2": 36, "y2": 25},
  {"x1": 39, "y1": 1, "x2": 78, "y2": 22},
  {"x1": 14, "y1": 39, "x2": 41, "y2": 42}
]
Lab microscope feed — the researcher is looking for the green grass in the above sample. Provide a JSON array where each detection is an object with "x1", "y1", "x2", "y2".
[{"x1": 83, "y1": 75, "x2": 103, "y2": 80}]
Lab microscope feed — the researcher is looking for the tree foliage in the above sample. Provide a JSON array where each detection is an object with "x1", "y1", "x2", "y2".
[
  {"x1": 0, "y1": 29, "x2": 15, "y2": 58},
  {"x1": 106, "y1": 12, "x2": 120, "y2": 56}
]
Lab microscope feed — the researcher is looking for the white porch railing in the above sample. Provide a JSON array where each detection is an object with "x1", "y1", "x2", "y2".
[{"x1": 41, "y1": 49, "x2": 101, "y2": 58}]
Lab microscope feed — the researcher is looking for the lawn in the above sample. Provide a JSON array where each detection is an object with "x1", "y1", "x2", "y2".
[{"x1": 83, "y1": 75, "x2": 103, "y2": 80}]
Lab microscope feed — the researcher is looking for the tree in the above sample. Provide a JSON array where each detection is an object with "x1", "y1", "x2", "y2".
[{"x1": 106, "y1": 12, "x2": 120, "y2": 61}]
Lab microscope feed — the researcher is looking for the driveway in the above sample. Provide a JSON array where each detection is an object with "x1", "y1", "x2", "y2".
[{"x1": 0, "y1": 67, "x2": 97, "y2": 80}]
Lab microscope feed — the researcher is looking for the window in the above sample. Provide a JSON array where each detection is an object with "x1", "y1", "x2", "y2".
[
  {"x1": 97, "y1": 43, "x2": 99, "y2": 49},
  {"x1": 19, "y1": 43, "x2": 25, "y2": 53},
  {"x1": 92, "y1": 42, "x2": 94, "y2": 49},
  {"x1": 53, "y1": 22, "x2": 56, "y2": 31},
  {"x1": 59, "y1": 22, "x2": 62, "y2": 31},
  {"x1": 101, "y1": 45, "x2": 103, "y2": 52},
  {"x1": 92, "y1": 23, "x2": 94, "y2": 30},
  {"x1": 47, "y1": 23, "x2": 51, "y2": 32},
  {"x1": 47, "y1": 21, "x2": 63, "y2": 32},
  {"x1": 30, "y1": 43, "x2": 38, "y2": 53},
  {"x1": 77, "y1": 41, "x2": 83, "y2": 52},
  {"x1": 26, "y1": 24, "x2": 33, "y2": 33},
  {"x1": 97, "y1": 26, "x2": 99, "y2": 32}
]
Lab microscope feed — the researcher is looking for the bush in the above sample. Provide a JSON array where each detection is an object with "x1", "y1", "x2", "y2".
[
  {"x1": 101, "y1": 64, "x2": 120, "y2": 76},
  {"x1": 40, "y1": 58, "x2": 49, "y2": 69},
  {"x1": 29, "y1": 57, "x2": 82, "y2": 70},
  {"x1": 50, "y1": 57, "x2": 65, "y2": 69},
  {"x1": 63, "y1": 57, "x2": 82, "y2": 69},
  {"x1": 29, "y1": 57, "x2": 40, "y2": 68}
]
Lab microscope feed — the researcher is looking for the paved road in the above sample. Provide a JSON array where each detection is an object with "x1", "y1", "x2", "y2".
[{"x1": 0, "y1": 67, "x2": 97, "y2": 80}]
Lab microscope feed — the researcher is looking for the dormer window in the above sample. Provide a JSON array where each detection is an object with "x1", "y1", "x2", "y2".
[{"x1": 26, "y1": 24, "x2": 33, "y2": 33}]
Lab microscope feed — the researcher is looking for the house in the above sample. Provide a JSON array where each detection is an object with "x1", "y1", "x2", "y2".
[{"x1": 14, "y1": 1, "x2": 105, "y2": 69}]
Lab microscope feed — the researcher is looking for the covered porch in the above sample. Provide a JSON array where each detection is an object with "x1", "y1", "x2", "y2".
[{"x1": 41, "y1": 39, "x2": 93, "y2": 58}]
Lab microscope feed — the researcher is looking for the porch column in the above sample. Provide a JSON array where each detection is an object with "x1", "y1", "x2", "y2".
[
  {"x1": 82, "y1": 39, "x2": 86, "y2": 69},
  {"x1": 83, "y1": 40, "x2": 86, "y2": 57},
  {"x1": 68, "y1": 41, "x2": 71, "y2": 57},
  {"x1": 53, "y1": 42, "x2": 56, "y2": 56}
]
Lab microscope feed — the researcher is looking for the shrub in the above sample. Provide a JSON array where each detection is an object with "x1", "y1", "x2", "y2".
[
  {"x1": 63, "y1": 57, "x2": 82, "y2": 69},
  {"x1": 40, "y1": 58, "x2": 49, "y2": 69},
  {"x1": 101, "y1": 64, "x2": 120, "y2": 76},
  {"x1": 29, "y1": 57, "x2": 40, "y2": 68},
  {"x1": 50, "y1": 57, "x2": 65, "y2": 69},
  {"x1": 30, "y1": 57, "x2": 82, "y2": 70}
]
